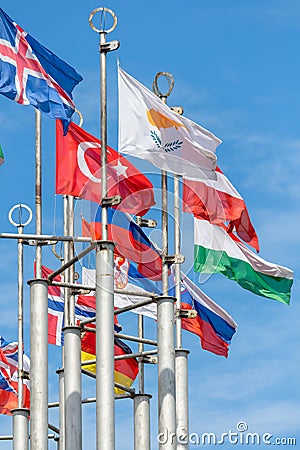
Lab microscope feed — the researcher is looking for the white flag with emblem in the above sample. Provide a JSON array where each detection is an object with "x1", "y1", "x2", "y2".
[{"x1": 118, "y1": 66, "x2": 221, "y2": 179}]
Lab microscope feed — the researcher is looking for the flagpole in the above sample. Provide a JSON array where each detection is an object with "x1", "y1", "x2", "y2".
[
  {"x1": 173, "y1": 128, "x2": 189, "y2": 448},
  {"x1": 28, "y1": 108, "x2": 49, "y2": 450},
  {"x1": 35, "y1": 109, "x2": 42, "y2": 279},
  {"x1": 153, "y1": 73, "x2": 176, "y2": 450},
  {"x1": 89, "y1": 8, "x2": 119, "y2": 450},
  {"x1": 134, "y1": 314, "x2": 152, "y2": 450},
  {"x1": 63, "y1": 194, "x2": 82, "y2": 450},
  {"x1": 9, "y1": 205, "x2": 31, "y2": 450}
]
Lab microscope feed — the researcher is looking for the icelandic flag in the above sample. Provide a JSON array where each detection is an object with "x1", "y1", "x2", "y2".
[
  {"x1": 0, "y1": 8, "x2": 83, "y2": 133},
  {"x1": 82, "y1": 205, "x2": 162, "y2": 280},
  {"x1": 0, "y1": 336, "x2": 30, "y2": 415}
]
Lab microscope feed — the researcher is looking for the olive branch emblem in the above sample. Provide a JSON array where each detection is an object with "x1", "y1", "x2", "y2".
[{"x1": 150, "y1": 130, "x2": 183, "y2": 153}]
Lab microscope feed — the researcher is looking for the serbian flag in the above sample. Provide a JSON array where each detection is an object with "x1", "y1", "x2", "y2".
[
  {"x1": 81, "y1": 323, "x2": 139, "y2": 394},
  {"x1": 82, "y1": 206, "x2": 162, "y2": 280},
  {"x1": 0, "y1": 336, "x2": 30, "y2": 415},
  {"x1": 56, "y1": 120, "x2": 155, "y2": 216},
  {"x1": 0, "y1": 8, "x2": 82, "y2": 133},
  {"x1": 183, "y1": 167, "x2": 259, "y2": 252}
]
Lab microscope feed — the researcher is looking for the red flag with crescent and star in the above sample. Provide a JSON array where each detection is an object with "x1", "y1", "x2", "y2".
[{"x1": 56, "y1": 120, "x2": 155, "y2": 216}]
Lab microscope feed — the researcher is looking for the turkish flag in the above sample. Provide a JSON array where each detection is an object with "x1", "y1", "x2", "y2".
[{"x1": 56, "y1": 120, "x2": 155, "y2": 216}]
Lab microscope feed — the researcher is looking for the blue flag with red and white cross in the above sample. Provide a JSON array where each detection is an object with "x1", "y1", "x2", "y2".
[{"x1": 0, "y1": 8, "x2": 83, "y2": 133}]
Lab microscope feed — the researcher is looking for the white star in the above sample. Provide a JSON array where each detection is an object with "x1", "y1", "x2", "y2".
[{"x1": 111, "y1": 159, "x2": 128, "y2": 177}]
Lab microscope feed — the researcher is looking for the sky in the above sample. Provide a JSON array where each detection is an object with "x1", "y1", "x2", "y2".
[{"x1": 0, "y1": 1, "x2": 300, "y2": 449}]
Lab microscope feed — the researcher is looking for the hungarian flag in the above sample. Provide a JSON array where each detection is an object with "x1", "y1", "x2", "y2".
[
  {"x1": 183, "y1": 167, "x2": 259, "y2": 252},
  {"x1": 56, "y1": 120, "x2": 155, "y2": 216},
  {"x1": 194, "y1": 218, "x2": 293, "y2": 305},
  {"x1": 118, "y1": 66, "x2": 220, "y2": 180}
]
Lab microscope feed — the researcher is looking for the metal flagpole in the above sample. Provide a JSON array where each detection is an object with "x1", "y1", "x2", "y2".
[
  {"x1": 57, "y1": 368, "x2": 65, "y2": 450},
  {"x1": 9, "y1": 204, "x2": 32, "y2": 450},
  {"x1": 134, "y1": 315, "x2": 152, "y2": 450},
  {"x1": 29, "y1": 108, "x2": 49, "y2": 450},
  {"x1": 89, "y1": 8, "x2": 119, "y2": 450},
  {"x1": 35, "y1": 109, "x2": 42, "y2": 279},
  {"x1": 63, "y1": 193, "x2": 82, "y2": 450},
  {"x1": 153, "y1": 73, "x2": 176, "y2": 450},
  {"x1": 173, "y1": 109, "x2": 190, "y2": 448}
]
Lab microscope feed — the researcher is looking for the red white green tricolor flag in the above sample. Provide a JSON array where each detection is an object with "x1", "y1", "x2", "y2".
[
  {"x1": 194, "y1": 218, "x2": 293, "y2": 305},
  {"x1": 0, "y1": 145, "x2": 4, "y2": 166}
]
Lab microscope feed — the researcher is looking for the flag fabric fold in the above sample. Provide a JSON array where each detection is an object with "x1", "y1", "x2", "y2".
[
  {"x1": 56, "y1": 120, "x2": 155, "y2": 216},
  {"x1": 0, "y1": 8, "x2": 82, "y2": 133},
  {"x1": 0, "y1": 336, "x2": 30, "y2": 415},
  {"x1": 118, "y1": 66, "x2": 221, "y2": 180},
  {"x1": 183, "y1": 167, "x2": 259, "y2": 252},
  {"x1": 194, "y1": 218, "x2": 293, "y2": 304}
]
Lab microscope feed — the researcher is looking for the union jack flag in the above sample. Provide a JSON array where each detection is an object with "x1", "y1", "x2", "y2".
[
  {"x1": 0, "y1": 8, "x2": 82, "y2": 133},
  {"x1": 0, "y1": 336, "x2": 30, "y2": 415}
]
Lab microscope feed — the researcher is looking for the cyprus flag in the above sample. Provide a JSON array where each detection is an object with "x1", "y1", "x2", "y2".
[{"x1": 118, "y1": 66, "x2": 221, "y2": 180}]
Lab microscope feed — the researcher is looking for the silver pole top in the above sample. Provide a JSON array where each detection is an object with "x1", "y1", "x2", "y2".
[
  {"x1": 8, "y1": 203, "x2": 33, "y2": 228},
  {"x1": 89, "y1": 7, "x2": 117, "y2": 34},
  {"x1": 153, "y1": 72, "x2": 174, "y2": 99}
]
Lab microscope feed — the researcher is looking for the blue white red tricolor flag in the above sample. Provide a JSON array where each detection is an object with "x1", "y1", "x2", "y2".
[
  {"x1": 178, "y1": 274, "x2": 237, "y2": 357},
  {"x1": 0, "y1": 336, "x2": 30, "y2": 415},
  {"x1": 0, "y1": 8, "x2": 82, "y2": 133}
]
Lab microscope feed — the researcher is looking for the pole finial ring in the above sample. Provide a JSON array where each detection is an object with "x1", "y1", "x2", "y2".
[
  {"x1": 89, "y1": 7, "x2": 117, "y2": 34},
  {"x1": 8, "y1": 204, "x2": 33, "y2": 228},
  {"x1": 74, "y1": 109, "x2": 84, "y2": 128},
  {"x1": 153, "y1": 72, "x2": 174, "y2": 98}
]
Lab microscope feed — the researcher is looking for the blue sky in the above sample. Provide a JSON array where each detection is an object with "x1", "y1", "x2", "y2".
[{"x1": 0, "y1": 1, "x2": 299, "y2": 448}]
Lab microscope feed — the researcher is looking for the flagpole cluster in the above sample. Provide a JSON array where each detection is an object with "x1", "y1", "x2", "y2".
[{"x1": 0, "y1": 5, "x2": 294, "y2": 450}]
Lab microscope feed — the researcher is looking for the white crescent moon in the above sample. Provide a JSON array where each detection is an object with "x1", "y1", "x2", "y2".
[{"x1": 77, "y1": 141, "x2": 102, "y2": 183}]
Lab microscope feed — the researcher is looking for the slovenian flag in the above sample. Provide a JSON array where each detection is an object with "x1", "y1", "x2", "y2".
[
  {"x1": 194, "y1": 218, "x2": 293, "y2": 304},
  {"x1": 179, "y1": 274, "x2": 237, "y2": 357}
]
